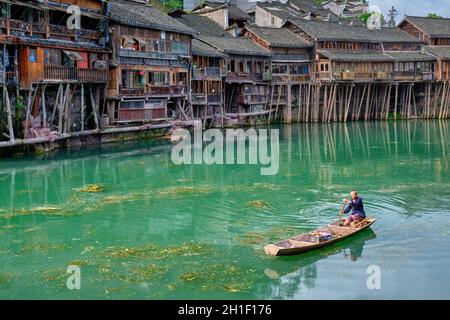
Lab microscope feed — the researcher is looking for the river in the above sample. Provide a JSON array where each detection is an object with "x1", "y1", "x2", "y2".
[{"x1": 0, "y1": 120, "x2": 449, "y2": 299}]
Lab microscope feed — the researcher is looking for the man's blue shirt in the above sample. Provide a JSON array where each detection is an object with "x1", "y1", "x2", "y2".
[{"x1": 344, "y1": 197, "x2": 366, "y2": 218}]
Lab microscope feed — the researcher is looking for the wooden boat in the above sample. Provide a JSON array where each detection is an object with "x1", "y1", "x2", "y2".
[{"x1": 264, "y1": 217, "x2": 376, "y2": 256}]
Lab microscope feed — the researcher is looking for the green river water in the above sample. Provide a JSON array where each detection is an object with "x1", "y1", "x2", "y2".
[{"x1": 0, "y1": 120, "x2": 449, "y2": 300}]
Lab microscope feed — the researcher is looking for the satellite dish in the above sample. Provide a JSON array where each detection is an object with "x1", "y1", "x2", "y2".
[{"x1": 279, "y1": 0, "x2": 288, "y2": 4}]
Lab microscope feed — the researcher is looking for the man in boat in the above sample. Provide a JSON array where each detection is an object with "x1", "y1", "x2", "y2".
[{"x1": 343, "y1": 191, "x2": 366, "y2": 226}]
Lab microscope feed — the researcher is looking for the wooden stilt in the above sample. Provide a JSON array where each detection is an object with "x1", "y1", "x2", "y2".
[
  {"x1": 4, "y1": 87, "x2": 15, "y2": 142},
  {"x1": 41, "y1": 85, "x2": 47, "y2": 128}
]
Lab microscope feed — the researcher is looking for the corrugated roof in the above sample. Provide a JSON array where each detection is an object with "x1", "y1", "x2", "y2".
[
  {"x1": 287, "y1": 18, "x2": 422, "y2": 43},
  {"x1": 108, "y1": 0, "x2": 194, "y2": 35},
  {"x1": 245, "y1": 24, "x2": 312, "y2": 48},
  {"x1": 192, "y1": 38, "x2": 227, "y2": 58},
  {"x1": 317, "y1": 49, "x2": 394, "y2": 62},
  {"x1": 403, "y1": 16, "x2": 450, "y2": 38},
  {"x1": 197, "y1": 35, "x2": 271, "y2": 56},
  {"x1": 425, "y1": 46, "x2": 450, "y2": 60},
  {"x1": 386, "y1": 51, "x2": 436, "y2": 62}
]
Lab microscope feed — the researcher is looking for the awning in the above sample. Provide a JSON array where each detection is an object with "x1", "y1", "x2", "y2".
[{"x1": 63, "y1": 50, "x2": 84, "y2": 61}]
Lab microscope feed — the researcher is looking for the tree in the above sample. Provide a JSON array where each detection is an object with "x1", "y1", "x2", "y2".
[
  {"x1": 359, "y1": 12, "x2": 385, "y2": 24},
  {"x1": 427, "y1": 13, "x2": 443, "y2": 19}
]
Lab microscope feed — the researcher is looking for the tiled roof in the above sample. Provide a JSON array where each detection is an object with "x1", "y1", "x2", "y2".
[
  {"x1": 19, "y1": 37, "x2": 109, "y2": 52},
  {"x1": 403, "y1": 16, "x2": 450, "y2": 38},
  {"x1": 317, "y1": 49, "x2": 394, "y2": 62},
  {"x1": 425, "y1": 46, "x2": 450, "y2": 60},
  {"x1": 245, "y1": 24, "x2": 312, "y2": 48},
  {"x1": 256, "y1": 0, "x2": 340, "y2": 23},
  {"x1": 108, "y1": 0, "x2": 194, "y2": 35},
  {"x1": 173, "y1": 13, "x2": 230, "y2": 37},
  {"x1": 197, "y1": 35, "x2": 271, "y2": 56},
  {"x1": 287, "y1": 18, "x2": 422, "y2": 43},
  {"x1": 386, "y1": 51, "x2": 436, "y2": 62},
  {"x1": 192, "y1": 38, "x2": 227, "y2": 58}
]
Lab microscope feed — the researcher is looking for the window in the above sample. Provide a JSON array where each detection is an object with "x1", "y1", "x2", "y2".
[
  {"x1": 90, "y1": 53, "x2": 98, "y2": 68},
  {"x1": 43, "y1": 49, "x2": 62, "y2": 66},
  {"x1": 148, "y1": 72, "x2": 169, "y2": 86},
  {"x1": 272, "y1": 64, "x2": 287, "y2": 74},
  {"x1": 44, "y1": 49, "x2": 51, "y2": 65},
  {"x1": 54, "y1": 50, "x2": 61, "y2": 65},
  {"x1": 29, "y1": 49, "x2": 38, "y2": 63},
  {"x1": 171, "y1": 42, "x2": 188, "y2": 55}
]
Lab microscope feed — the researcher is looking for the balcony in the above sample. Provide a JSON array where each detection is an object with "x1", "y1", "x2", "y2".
[
  {"x1": 392, "y1": 71, "x2": 416, "y2": 81},
  {"x1": 191, "y1": 94, "x2": 207, "y2": 104},
  {"x1": 119, "y1": 85, "x2": 146, "y2": 96},
  {"x1": 0, "y1": 70, "x2": 18, "y2": 86},
  {"x1": 272, "y1": 74, "x2": 311, "y2": 83},
  {"x1": 118, "y1": 108, "x2": 167, "y2": 122},
  {"x1": 226, "y1": 72, "x2": 253, "y2": 82},
  {"x1": 9, "y1": 19, "x2": 31, "y2": 35},
  {"x1": 0, "y1": 18, "x2": 101, "y2": 43},
  {"x1": 193, "y1": 67, "x2": 222, "y2": 80},
  {"x1": 119, "y1": 84, "x2": 188, "y2": 97},
  {"x1": 45, "y1": 66, "x2": 108, "y2": 82},
  {"x1": 207, "y1": 94, "x2": 222, "y2": 104},
  {"x1": 234, "y1": 94, "x2": 267, "y2": 105},
  {"x1": 313, "y1": 71, "x2": 333, "y2": 81}
]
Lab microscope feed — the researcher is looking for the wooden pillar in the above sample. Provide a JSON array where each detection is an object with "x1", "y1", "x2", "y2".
[
  {"x1": 41, "y1": 85, "x2": 47, "y2": 128},
  {"x1": 284, "y1": 84, "x2": 292, "y2": 124},
  {"x1": 3, "y1": 87, "x2": 15, "y2": 141}
]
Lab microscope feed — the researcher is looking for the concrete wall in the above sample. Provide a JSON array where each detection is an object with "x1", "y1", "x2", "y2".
[
  {"x1": 199, "y1": 8, "x2": 229, "y2": 29},
  {"x1": 255, "y1": 6, "x2": 284, "y2": 28}
]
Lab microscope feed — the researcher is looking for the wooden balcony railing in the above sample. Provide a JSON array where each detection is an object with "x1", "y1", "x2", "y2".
[
  {"x1": 120, "y1": 84, "x2": 188, "y2": 96},
  {"x1": 119, "y1": 85, "x2": 146, "y2": 96},
  {"x1": 171, "y1": 85, "x2": 188, "y2": 96},
  {"x1": 234, "y1": 94, "x2": 267, "y2": 104},
  {"x1": 118, "y1": 108, "x2": 167, "y2": 122},
  {"x1": 227, "y1": 72, "x2": 253, "y2": 82},
  {"x1": 9, "y1": 19, "x2": 30, "y2": 33},
  {"x1": 193, "y1": 67, "x2": 222, "y2": 80},
  {"x1": 192, "y1": 94, "x2": 207, "y2": 104},
  {"x1": 147, "y1": 85, "x2": 171, "y2": 95},
  {"x1": 0, "y1": 19, "x2": 101, "y2": 42},
  {"x1": 207, "y1": 94, "x2": 222, "y2": 104},
  {"x1": 392, "y1": 71, "x2": 416, "y2": 80},
  {"x1": 272, "y1": 73, "x2": 310, "y2": 83},
  {"x1": 313, "y1": 71, "x2": 333, "y2": 81},
  {"x1": 45, "y1": 66, "x2": 108, "y2": 82},
  {"x1": 191, "y1": 93, "x2": 222, "y2": 105}
]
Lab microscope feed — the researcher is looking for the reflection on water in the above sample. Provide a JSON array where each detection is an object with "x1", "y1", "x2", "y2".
[
  {"x1": 0, "y1": 120, "x2": 449, "y2": 299},
  {"x1": 261, "y1": 229, "x2": 377, "y2": 299}
]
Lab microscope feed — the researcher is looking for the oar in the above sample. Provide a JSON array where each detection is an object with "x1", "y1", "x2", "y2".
[{"x1": 338, "y1": 202, "x2": 346, "y2": 225}]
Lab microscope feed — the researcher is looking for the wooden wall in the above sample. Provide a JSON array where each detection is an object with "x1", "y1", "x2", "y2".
[
  {"x1": 57, "y1": 0, "x2": 103, "y2": 12},
  {"x1": 19, "y1": 47, "x2": 44, "y2": 89}
]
